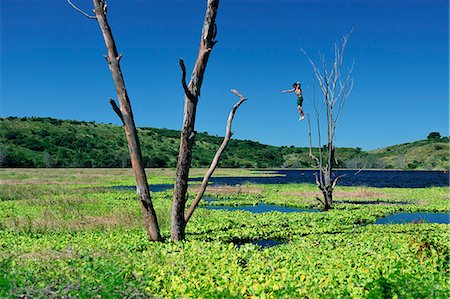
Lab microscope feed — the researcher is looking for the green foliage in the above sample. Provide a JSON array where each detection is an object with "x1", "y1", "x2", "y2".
[
  {"x1": 370, "y1": 138, "x2": 449, "y2": 170},
  {"x1": 1, "y1": 225, "x2": 448, "y2": 298},
  {"x1": 427, "y1": 131, "x2": 442, "y2": 141},
  {"x1": 1, "y1": 117, "x2": 314, "y2": 169},
  {"x1": 0, "y1": 168, "x2": 449, "y2": 298},
  {"x1": 1, "y1": 117, "x2": 448, "y2": 170}
]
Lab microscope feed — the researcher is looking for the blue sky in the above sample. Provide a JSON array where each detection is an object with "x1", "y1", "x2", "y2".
[{"x1": 1, "y1": 0, "x2": 448, "y2": 150}]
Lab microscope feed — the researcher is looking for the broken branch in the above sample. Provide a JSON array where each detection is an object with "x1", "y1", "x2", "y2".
[
  {"x1": 109, "y1": 98, "x2": 124, "y2": 124},
  {"x1": 354, "y1": 169, "x2": 363, "y2": 175},
  {"x1": 67, "y1": 0, "x2": 97, "y2": 19},
  {"x1": 179, "y1": 59, "x2": 196, "y2": 102},
  {"x1": 331, "y1": 174, "x2": 346, "y2": 189},
  {"x1": 184, "y1": 89, "x2": 247, "y2": 223}
]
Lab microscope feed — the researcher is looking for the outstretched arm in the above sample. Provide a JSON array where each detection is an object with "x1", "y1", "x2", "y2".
[{"x1": 282, "y1": 88, "x2": 295, "y2": 93}]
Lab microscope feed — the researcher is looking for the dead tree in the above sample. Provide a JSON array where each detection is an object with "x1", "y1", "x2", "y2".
[
  {"x1": 68, "y1": 0, "x2": 161, "y2": 241},
  {"x1": 184, "y1": 89, "x2": 247, "y2": 223},
  {"x1": 302, "y1": 32, "x2": 355, "y2": 211},
  {"x1": 171, "y1": 0, "x2": 220, "y2": 241}
]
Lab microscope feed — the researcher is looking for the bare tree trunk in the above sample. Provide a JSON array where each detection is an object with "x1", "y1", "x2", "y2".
[
  {"x1": 91, "y1": 0, "x2": 161, "y2": 241},
  {"x1": 184, "y1": 89, "x2": 247, "y2": 223},
  {"x1": 323, "y1": 140, "x2": 334, "y2": 209},
  {"x1": 322, "y1": 187, "x2": 333, "y2": 211},
  {"x1": 303, "y1": 32, "x2": 354, "y2": 211},
  {"x1": 171, "y1": 0, "x2": 220, "y2": 241}
]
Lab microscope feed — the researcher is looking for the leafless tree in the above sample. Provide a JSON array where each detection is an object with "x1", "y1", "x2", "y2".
[
  {"x1": 68, "y1": 0, "x2": 161, "y2": 241},
  {"x1": 69, "y1": 0, "x2": 245, "y2": 242},
  {"x1": 172, "y1": 1, "x2": 247, "y2": 241},
  {"x1": 183, "y1": 90, "x2": 247, "y2": 224},
  {"x1": 172, "y1": 0, "x2": 245, "y2": 241},
  {"x1": 302, "y1": 32, "x2": 355, "y2": 211}
]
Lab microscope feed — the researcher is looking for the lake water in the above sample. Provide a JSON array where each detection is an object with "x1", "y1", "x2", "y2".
[
  {"x1": 205, "y1": 203, "x2": 318, "y2": 213},
  {"x1": 191, "y1": 169, "x2": 449, "y2": 188},
  {"x1": 113, "y1": 169, "x2": 449, "y2": 192},
  {"x1": 113, "y1": 184, "x2": 173, "y2": 192},
  {"x1": 235, "y1": 239, "x2": 284, "y2": 249},
  {"x1": 375, "y1": 212, "x2": 449, "y2": 224}
]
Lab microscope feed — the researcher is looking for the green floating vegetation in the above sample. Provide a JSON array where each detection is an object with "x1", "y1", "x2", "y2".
[
  {"x1": 0, "y1": 168, "x2": 449, "y2": 298},
  {"x1": 1, "y1": 225, "x2": 448, "y2": 298}
]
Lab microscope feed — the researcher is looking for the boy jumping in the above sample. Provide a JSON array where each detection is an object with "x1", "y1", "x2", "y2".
[{"x1": 282, "y1": 82, "x2": 305, "y2": 121}]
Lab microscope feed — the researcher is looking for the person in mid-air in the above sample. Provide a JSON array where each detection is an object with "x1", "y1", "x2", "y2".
[{"x1": 282, "y1": 82, "x2": 305, "y2": 121}]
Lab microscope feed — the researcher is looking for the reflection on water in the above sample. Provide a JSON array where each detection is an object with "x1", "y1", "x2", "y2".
[{"x1": 375, "y1": 212, "x2": 449, "y2": 224}]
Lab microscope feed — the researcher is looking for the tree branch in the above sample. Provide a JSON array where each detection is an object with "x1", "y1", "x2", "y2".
[
  {"x1": 313, "y1": 172, "x2": 323, "y2": 189},
  {"x1": 116, "y1": 53, "x2": 123, "y2": 62},
  {"x1": 301, "y1": 48, "x2": 327, "y2": 96},
  {"x1": 230, "y1": 89, "x2": 246, "y2": 101},
  {"x1": 334, "y1": 60, "x2": 355, "y2": 128},
  {"x1": 179, "y1": 59, "x2": 196, "y2": 102},
  {"x1": 331, "y1": 174, "x2": 346, "y2": 190},
  {"x1": 67, "y1": 0, "x2": 97, "y2": 19},
  {"x1": 310, "y1": 85, "x2": 324, "y2": 186},
  {"x1": 109, "y1": 98, "x2": 124, "y2": 124},
  {"x1": 307, "y1": 113, "x2": 320, "y2": 165},
  {"x1": 315, "y1": 197, "x2": 325, "y2": 206},
  {"x1": 184, "y1": 89, "x2": 247, "y2": 223}
]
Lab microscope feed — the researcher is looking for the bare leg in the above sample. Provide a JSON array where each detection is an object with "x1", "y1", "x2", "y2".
[{"x1": 298, "y1": 105, "x2": 305, "y2": 120}]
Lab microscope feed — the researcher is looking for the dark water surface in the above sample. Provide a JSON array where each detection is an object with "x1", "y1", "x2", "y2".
[
  {"x1": 235, "y1": 239, "x2": 284, "y2": 249},
  {"x1": 113, "y1": 184, "x2": 173, "y2": 192},
  {"x1": 205, "y1": 203, "x2": 318, "y2": 213},
  {"x1": 112, "y1": 170, "x2": 449, "y2": 191},
  {"x1": 375, "y1": 212, "x2": 449, "y2": 224},
  {"x1": 191, "y1": 170, "x2": 449, "y2": 188}
]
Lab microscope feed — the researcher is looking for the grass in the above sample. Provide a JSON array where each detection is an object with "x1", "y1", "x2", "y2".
[
  {"x1": 370, "y1": 138, "x2": 449, "y2": 169},
  {"x1": 0, "y1": 168, "x2": 449, "y2": 298}
]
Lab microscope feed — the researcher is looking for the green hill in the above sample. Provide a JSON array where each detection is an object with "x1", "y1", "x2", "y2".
[
  {"x1": 0, "y1": 117, "x2": 447, "y2": 170},
  {"x1": 369, "y1": 138, "x2": 449, "y2": 170}
]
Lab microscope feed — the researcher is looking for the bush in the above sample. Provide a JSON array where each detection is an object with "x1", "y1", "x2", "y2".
[{"x1": 427, "y1": 132, "x2": 441, "y2": 141}]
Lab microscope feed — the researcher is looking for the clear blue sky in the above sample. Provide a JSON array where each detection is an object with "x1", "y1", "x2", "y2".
[{"x1": 1, "y1": 0, "x2": 448, "y2": 150}]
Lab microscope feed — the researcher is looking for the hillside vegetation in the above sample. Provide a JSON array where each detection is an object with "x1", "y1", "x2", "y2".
[
  {"x1": 369, "y1": 138, "x2": 449, "y2": 170},
  {"x1": 0, "y1": 117, "x2": 447, "y2": 169}
]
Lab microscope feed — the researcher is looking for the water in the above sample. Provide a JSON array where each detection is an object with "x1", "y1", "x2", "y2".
[
  {"x1": 205, "y1": 203, "x2": 318, "y2": 213},
  {"x1": 112, "y1": 184, "x2": 172, "y2": 192},
  {"x1": 375, "y1": 212, "x2": 449, "y2": 224},
  {"x1": 112, "y1": 170, "x2": 449, "y2": 191},
  {"x1": 335, "y1": 200, "x2": 409, "y2": 205},
  {"x1": 190, "y1": 170, "x2": 449, "y2": 188},
  {"x1": 235, "y1": 239, "x2": 284, "y2": 249}
]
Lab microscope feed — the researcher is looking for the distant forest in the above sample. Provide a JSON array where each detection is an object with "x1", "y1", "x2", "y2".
[{"x1": 0, "y1": 117, "x2": 448, "y2": 170}]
